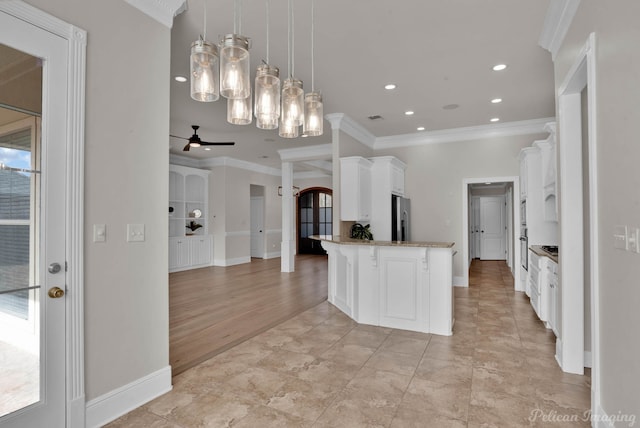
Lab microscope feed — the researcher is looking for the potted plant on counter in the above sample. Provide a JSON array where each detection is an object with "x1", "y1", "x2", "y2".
[{"x1": 350, "y1": 223, "x2": 373, "y2": 240}]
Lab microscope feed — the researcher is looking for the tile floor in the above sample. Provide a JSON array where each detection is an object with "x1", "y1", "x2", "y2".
[{"x1": 107, "y1": 261, "x2": 590, "y2": 427}]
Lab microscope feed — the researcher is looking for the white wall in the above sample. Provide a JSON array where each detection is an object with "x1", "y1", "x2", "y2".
[
  {"x1": 24, "y1": 0, "x2": 171, "y2": 400},
  {"x1": 555, "y1": 0, "x2": 640, "y2": 418},
  {"x1": 376, "y1": 134, "x2": 545, "y2": 277}
]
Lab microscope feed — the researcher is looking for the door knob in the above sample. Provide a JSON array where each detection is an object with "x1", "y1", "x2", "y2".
[
  {"x1": 48, "y1": 287, "x2": 65, "y2": 298},
  {"x1": 48, "y1": 263, "x2": 62, "y2": 274}
]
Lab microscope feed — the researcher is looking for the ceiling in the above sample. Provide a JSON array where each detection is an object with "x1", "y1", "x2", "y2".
[{"x1": 169, "y1": 0, "x2": 555, "y2": 170}]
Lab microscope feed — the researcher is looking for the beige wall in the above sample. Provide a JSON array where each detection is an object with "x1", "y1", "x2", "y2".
[
  {"x1": 209, "y1": 165, "x2": 283, "y2": 262},
  {"x1": 376, "y1": 134, "x2": 545, "y2": 277},
  {"x1": 555, "y1": 0, "x2": 640, "y2": 417},
  {"x1": 24, "y1": 0, "x2": 171, "y2": 400}
]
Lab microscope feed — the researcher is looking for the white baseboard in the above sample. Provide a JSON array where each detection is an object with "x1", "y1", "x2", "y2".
[
  {"x1": 214, "y1": 256, "x2": 251, "y2": 267},
  {"x1": 584, "y1": 350, "x2": 593, "y2": 368},
  {"x1": 85, "y1": 366, "x2": 172, "y2": 428},
  {"x1": 453, "y1": 276, "x2": 467, "y2": 287},
  {"x1": 264, "y1": 251, "x2": 281, "y2": 259},
  {"x1": 555, "y1": 337, "x2": 563, "y2": 369},
  {"x1": 592, "y1": 403, "x2": 616, "y2": 428}
]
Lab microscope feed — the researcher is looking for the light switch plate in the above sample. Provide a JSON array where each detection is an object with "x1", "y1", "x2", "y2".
[
  {"x1": 613, "y1": 225, "x2": 628, "y2": 250},
  {"x1": 93, "y1": 224, "x2": 106, "y2": 242},
  {"x1": 127, "y1": 224, "x2": 145, "y2": 242},
  {"x1": 630, "y1": 228, "x2": 640, "y2": 254}
]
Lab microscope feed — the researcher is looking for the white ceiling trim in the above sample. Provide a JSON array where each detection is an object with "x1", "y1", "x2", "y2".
[
  {"x1": 200, "y1": 156, "x2": 282, "y2": 176},
  {"x1": 374, "y1": 117, "x2": 554, "y2": 150},
  {"x1": 294, "y1": 171, "x2": 331, "y2": 179},
  {"x1": 124, "y1": 0, "x2": 187, "y2": 28},
  {"x1": 325, "y1": 113, "x2": 376, "y2": 148},
  {"x1": 539, "y1": 0, "x2": 581, "y2": 60},
  {"x1": 302, "y1": 160, "x2": 333, "y2": 174},
  {"x1": 278, "y1": 143, "x2": 332, "y2": 162}
]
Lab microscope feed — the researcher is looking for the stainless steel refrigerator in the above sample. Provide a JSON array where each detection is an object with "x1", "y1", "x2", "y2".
[{"x1": 391, "y1": 195, "x2": 410, "y2": 241}]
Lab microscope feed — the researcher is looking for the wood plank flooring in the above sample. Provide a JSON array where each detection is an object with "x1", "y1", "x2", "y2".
[{"x1": 169, "y1": 255, "x2": 328, "y2": 376}]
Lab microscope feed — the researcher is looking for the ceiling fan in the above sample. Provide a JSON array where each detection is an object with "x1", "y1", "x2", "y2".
[{"x1": 170, "y1": 125, "x2": 235, "y2": 152}]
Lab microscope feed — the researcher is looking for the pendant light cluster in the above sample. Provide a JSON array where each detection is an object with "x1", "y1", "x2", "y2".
[{"x1": 188, "y1": 0, "x2": 323, "y2": 138}]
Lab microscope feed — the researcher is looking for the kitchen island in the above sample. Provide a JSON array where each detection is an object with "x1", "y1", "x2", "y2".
[{"x1": 311, "y1": 235, "x2": 455, "y2": 336}]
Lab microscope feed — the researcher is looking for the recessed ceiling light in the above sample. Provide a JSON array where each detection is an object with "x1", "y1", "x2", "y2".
[
  {"x1": 442, "y1": 104, "x2": 459, "y2": 110},
  {"x1": 174, "y1": 75, "x2": 187, "y2": 82},
  {"x1": 492, "y1": 64, "x2": 507, "y2": 71},
  {"x1": 491, "y1": 98, "x2": 502, "y2": 104},
  {"x1": 405, "y1": 111, "x2": 414, "y2": 116},
  {"x1": 204, "y1": 147, "x2": 211, "y2": 151},
  {"x1": 260, "y1": 155, "x2": 269, "y2": 158},
  {"x1": 384, "y1": 84, "x2": 397, "y2": 90},
  {"x1": 490, "y1": 117, "x2": 500, "y2": 122},
  {"x1": 417, "y1": 126, "x2": 425, "y2": 131}
]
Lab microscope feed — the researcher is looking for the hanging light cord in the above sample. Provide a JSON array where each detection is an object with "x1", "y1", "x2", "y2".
[
  {"x1": 311, "y1": 0, "x2": 315, "y2": 91},
  {"x1": 288, "y1": 0, "x2": 294, "y2": 78},
  {"x1": 266, "y1": 0, "x2": 270, "y2": 64},
  {"x1": 202, "y1": 0, "x2": 207, "y2": 41},
  {"x1": 234, "y1": 0, "x2": 242, "y2": 35}
]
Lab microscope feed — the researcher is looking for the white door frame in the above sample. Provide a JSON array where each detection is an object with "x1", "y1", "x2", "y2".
[
  {"x1": 556, "y1": 32, "x2": 599, "y2": 414},
  {"x1": 461, "y1": 176, "x2": 520, "y2": 287},
  {"x1": 0, "y1": 2, "x2": 86, "y2": 427}
]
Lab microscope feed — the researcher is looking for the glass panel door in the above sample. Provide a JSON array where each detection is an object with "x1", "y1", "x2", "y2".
[
  {"x1": 0, "y1": 116, "x2": 40, "y2": 417},
  {"x1": 297, "y1": 188, "x2": 332, "y2": 255}
]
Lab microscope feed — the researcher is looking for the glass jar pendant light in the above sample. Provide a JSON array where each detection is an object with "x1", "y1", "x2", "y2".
[
  {"x1": 303, "y1": 0, "x2": 323, "y2": 136},
  {"x1": 254, "y1": 0, "x2": 280, "y2": 130},
  {"x1": 227, "y1": 91, "x2": 252, "y2": 125},
  {"x1": 303, "y1": 92, "x2": 323, "y2": 136},
  {"x1": 220, "y1": 0, "x2": 250, "y2": 100},
  {"x1": 190, "y1": 1, "x2": 219, "y2": 102},
  {"x1": 279, "y1": 0, "x2": 303, "y2": 138},
  {"x1": 255, "y1": 64, "x2": 280, "y2": 129},
  {"x1": 191, "y1": 40, "x2": 219, "y2": 102}
]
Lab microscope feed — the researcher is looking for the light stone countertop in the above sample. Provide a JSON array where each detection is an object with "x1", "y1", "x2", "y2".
[
  {"x1": 529, "y1": 245, "x2": 559, "y2": 264},
  {"x1": 310, "y1": 235, "x2": 455, "y2": 249}
]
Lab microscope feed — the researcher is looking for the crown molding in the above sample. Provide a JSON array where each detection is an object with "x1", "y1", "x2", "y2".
[
  {"x1": 374, "y1": 117, "x2": 554, "y2": 150},
  {"x1": 124, "y1": 0, "x2": 187, "y2": 29},
  {"x1": 169, "y1": 153, "x2": 200, "y2": 168},
  {"x1": 539, "y1": 0, "x2": 581, "y2": 60},
  {"x1": 324, "y1": 113, "x2": 376, "y2": 148},
  {"x1": 294, "y1": 171, "x2": 331, "y2": 180},
  {"x1": 200, "y1": 156, "x2": 282, "y2": 176},
  {"x1": 278, "y1": 143, "x2": 332, "y2": 162}
]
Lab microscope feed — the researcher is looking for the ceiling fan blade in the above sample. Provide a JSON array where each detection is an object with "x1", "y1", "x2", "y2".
[
  {"x1": 200, "y1": 141, "x2": 235, "y2": 146},
  {"x1": 183, "y1": 142, "x2": 191, "y2": 151},
  {"x1": 170, "y1": 134, "x2": 189, "y2": 140}
]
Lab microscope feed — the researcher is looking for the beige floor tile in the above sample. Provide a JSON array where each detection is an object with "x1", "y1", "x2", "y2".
[
  {"x1": 222, "y1": 367, "x2": 292, "y2": 402},
  {"x1": 379, "y1": 334, "x2": 430, "y2": 356},
  {"x1": 401, "y1": 377, "x2": 471, "y2": 421},
  {"x1": 364, "y1": 349, "x2": 422, "y2": 376},
  {"x1": 339, "y1": 328, "x2": 390, "y2": 349},
  {"x1": 161, "y1": 391, "x2": 256, "y2": 428},
  {"x1": 265, "y1": 377, "x2": 342, "y2": 422},
  {"x1": 319, "y1": 342, "x2": 376, "y2": 367},
  {"x1": 415, "y1": 356, "x2": 473, "y2": 387},
  {"x1": 293, "y1": 357, "x2": 360, "y2": 388},
  {"x1": 390, "y1": 407, "x2": 467, "y2": 428},
  {"x1": 468, "y1": 389, "x2": 541, "y2": 428},
  {"x1": 232, "y1": 404, "x2": 312, "y2": 428},
  {"x1": 346, "y1": 367, "x2": 412, "y2": 403},
  {"x1": 106, "y1": 407, "x2": 182, "y2": 428},
  {"x1": 470, "y1": 366, "x2": 535, "y2": 401},
  {"x1": 256, "y1": 349, "x2": 318, "y2": 375},
  {"x1": 314, "y1": 389, "x2": 399, "y2": 428}
]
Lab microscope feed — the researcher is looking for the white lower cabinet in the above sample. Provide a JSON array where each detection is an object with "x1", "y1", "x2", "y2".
[
  {"x1": 528, "y1": 251, "x2": 542, "y2": 319},
  {"x1": 379, "y1": 249, "x2": 427, "y2": 332},
  {"x1": 169, "y1": 235, "x2": 213, "y2": 272}
]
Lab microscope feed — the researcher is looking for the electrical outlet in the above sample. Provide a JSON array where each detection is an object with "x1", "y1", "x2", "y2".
[
  {"x1": 614, "y1": 225, "x2": 628, "y2": 250},
  {"x1": 127, "y1": 224, "x2": 145, "y2": 242}
]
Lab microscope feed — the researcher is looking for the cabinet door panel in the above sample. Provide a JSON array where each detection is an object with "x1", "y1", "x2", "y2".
[{"x1": 191, "y1": 235, "x2": 212, "y2": 266}]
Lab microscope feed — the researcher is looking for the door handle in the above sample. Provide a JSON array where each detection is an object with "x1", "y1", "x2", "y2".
[
  {"x1": 48, "y1": 262, "x2": 62, "y2": 274},
  {"x1": 48, "y1": 287, "x2": 65, "y2": 298}
]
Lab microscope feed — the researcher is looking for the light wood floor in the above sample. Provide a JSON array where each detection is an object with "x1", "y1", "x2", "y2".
[{"x1": 169, "y1": 255, "x2": 329, "y2": 376}]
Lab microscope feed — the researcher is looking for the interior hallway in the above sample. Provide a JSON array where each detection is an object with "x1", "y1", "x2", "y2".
[{"x1": 109, "y1": 260, "x2": 590, "y2": 427}]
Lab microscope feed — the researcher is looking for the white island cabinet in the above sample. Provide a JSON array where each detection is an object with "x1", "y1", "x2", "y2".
[{"x1": 316, "y1": 236, "x2": 455, "y2": 336}]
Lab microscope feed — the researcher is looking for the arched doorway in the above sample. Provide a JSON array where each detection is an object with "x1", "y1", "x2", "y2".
[{"x1": 297, "y1": 187, "x2": 332, "y2": 254}]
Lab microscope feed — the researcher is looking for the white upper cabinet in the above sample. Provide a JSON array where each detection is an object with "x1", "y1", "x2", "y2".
[{"x1": 340, "y1": 157, "x2": 373, "y2": 222}]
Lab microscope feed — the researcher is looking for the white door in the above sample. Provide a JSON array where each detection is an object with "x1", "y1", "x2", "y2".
[
  {"x1": 480, "y1": 196, "x2": 506, "y2": 260},
  {"x1": 0, "y1": 11, "x2": 68, "y2": 428},
  {"x1": 250, "y1": 196, "x2": 264, "y2": 258}
]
